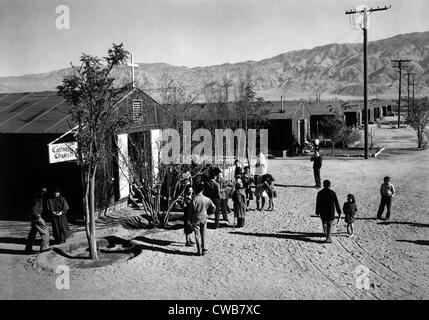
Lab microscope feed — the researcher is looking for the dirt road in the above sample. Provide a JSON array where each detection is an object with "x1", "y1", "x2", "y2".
[{"x1": 1, "y1": 126, "x2": 428, "y2": 299}]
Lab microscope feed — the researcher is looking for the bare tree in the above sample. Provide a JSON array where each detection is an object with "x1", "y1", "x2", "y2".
[
  {"x1": 233, "y1": 69, "x2": 268, "y2": 163},
  {"x1": 159, "y1": 73, "x2": 198, "y2": 128},
  {"x1": 117, "y1": 76, "x2": 211, "y2": 227},
  {"x1": 408, "y1": 97, "x2": 429, "y2": 149}
]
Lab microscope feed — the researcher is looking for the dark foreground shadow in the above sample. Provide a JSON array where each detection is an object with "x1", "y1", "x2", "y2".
[
  {"x1": 207, "y1": 221, "x2": 230, "y2": 229},
  {"x1": 132, "y1": 235, "x2": 177, "y2": 246},
  {"x1": 0, "y1": 248, "x2": 33, "y2": 255},
  {"x1": 230, "y1": 230, "x2": 326, "y2": 244},
  {"x1": 52, "y1": 247, "x2": 91, "y2": 260},
  {"x1": 134, "y1": 244, "x2": 197, "y2": 256},
  {"x1": 397, "y1": 239, "x2": 429, "y2": 246},
  {"x1": 0, "y1": 237, "x2": 56, "y2": 246},
  {"x1": 378, "y1": 221, "x2": 429, "y2": 228},
  {"x1": 275, "y1": 184, "x2": 316, "y2": 189}
]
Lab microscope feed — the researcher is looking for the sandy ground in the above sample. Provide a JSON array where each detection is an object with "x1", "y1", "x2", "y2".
[{"x1": 0, "y1": 125, "x2": 428, "y2": 300}]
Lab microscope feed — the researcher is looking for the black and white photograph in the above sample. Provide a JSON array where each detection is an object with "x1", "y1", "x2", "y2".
[{"x1": 0, "y1": 0, "x2": 428, "y2": 305}]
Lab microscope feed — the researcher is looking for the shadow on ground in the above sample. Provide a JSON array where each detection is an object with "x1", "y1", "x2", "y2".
[
  {"x1": 275, "y1": 184, "x2": 316, "y2": 189},
  {"x1": 397, "y1": 239, "x2": 429, "y2": 246},
  {"x1": 378, "y1": 221, "x2": 429, "y2": 228},
  {"x1": 0, "y1": 248, "x2": 33, "y2": 255},
  {"x1": 230, "y1": 230, "x2": 326, "y2": 244},
  {"x1": 130, "y1": 235, "x2": 195, "y2": 256}
]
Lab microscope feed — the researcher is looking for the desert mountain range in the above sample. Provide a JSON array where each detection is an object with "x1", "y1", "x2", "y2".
[{"x1": 1, "y1": 31, "x2": 428, "y2": 101}]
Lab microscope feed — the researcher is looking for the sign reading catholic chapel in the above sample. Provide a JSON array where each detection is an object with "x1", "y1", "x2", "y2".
[
  {"x1": 48, "y1": 142, "x2": 77, "y2": 164},
  {"x1": 132, "y1": 99, "x2": 143, "y2": 122}
]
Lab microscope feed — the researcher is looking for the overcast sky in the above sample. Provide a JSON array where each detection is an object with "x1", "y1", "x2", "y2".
[{"x1": 0, "y1": 0, "x2": 428, "y2": 76}]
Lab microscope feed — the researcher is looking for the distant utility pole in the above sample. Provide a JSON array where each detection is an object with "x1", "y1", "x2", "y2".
[
  {"x1": 406, "y1": 71, "x2": 415, "y2": 122},
  {"x1": 346, "y1": 5, "x2": 391, "y2": 159},
  {"x1": 411, "y1": 73, "x2": 416, "y2": 116},
  {"x1": 391, "y1": 59, "x2": 411, "y2": 128}
]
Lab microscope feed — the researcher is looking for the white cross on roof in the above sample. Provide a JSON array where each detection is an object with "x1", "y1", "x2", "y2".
[{"x1": 127, "y1": 54, "x2": 139, "y2": 88}]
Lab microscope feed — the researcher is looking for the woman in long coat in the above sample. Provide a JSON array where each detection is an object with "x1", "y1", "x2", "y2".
[
  {"x1": 47, "y1": 188, "x2": 71, "y2": 244},
  {"x1": 232, "y1": 179, "x2": 247, "y2": 228}
]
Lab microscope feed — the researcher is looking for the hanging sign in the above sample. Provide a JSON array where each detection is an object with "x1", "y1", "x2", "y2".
[{"x1": 48, "y1": 142, "x2": 77, "y2": 163}]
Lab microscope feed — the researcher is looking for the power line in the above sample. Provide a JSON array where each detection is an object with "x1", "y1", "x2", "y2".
[
  {"x1": 345, "y1": 4, "x2": 391, "y2": 159},
  {"x1": 391, "y1": 59, "x2": 411, "y2": 128},
  {"x1": 405, "y1": 71, "x2": 416, "y2": 121}
]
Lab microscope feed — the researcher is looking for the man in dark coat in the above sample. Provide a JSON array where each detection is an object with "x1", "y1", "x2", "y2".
[
  {"x1": 204, "y1": 171, "x2": 223, "y2": 229},
  {"x1": 315, "y1": 180, "x2": 341, "y2": 243},
  {"x1": 234, "y1": 159, "x2": 243, "y2": 179},
  {"x1": 25, "y1": 188, "x2": 50, "y2": 253},
  {"x1": 310, "y1": 151, "x2": 322, "y2": 188}
]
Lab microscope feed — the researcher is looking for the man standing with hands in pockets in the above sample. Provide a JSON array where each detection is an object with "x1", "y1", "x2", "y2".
[
  {"x1": 377, "y1": 176, "x2": 395, "y2": 220},
  {"x1": 191, "y1": 183, "x2": 216, "y2": 256}
]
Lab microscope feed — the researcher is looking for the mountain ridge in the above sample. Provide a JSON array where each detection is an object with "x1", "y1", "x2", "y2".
[{"x1": 1, "y1": 31, "x2": 429, "y2": 100}]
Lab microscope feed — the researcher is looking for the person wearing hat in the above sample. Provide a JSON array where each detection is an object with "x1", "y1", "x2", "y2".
[{"x1": 47, "y1": 188, "x2": 71, "y2": 244}]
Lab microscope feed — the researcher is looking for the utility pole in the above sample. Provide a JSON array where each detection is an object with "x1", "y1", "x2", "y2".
[
  {"x1": 391, "y1": 59, "x2": 411, "y2": 128},
  {"x1": 346, "y1": 5, "x2": 391, "y2": 159},
  {"x1": 406, "y1": 71, "x2": 415, "y2": 123},
  {"x1": 412, "y1": 74, "x2": 415, "y2": 107}
]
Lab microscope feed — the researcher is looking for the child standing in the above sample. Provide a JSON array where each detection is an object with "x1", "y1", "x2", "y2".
[
  {"x1": 264, "y1": 173, "x2": 276, "y2": 211},
  {"x1": 241, "y1": 166, "x2": 254, "y2": 211},
  {"x1": 338, "y1": 194, "x2": 358, "y2": 237}
]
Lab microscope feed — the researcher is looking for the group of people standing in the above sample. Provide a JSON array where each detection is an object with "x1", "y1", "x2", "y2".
[
  {"x1": 182, "y1": 149, "x2": 397, "y2": 251},
  {"x1": 309, "y1": 148, "x2": 396, "y2": 242},
  {"x1": 181, "y1": 160, "x2": 277, "y2": 256},
  {"x1": 25, "y1": 153, "x2": 397, "y2": 254},
  {"x1": 25, "y1": 187, "x2": 71, "y2": 253}
]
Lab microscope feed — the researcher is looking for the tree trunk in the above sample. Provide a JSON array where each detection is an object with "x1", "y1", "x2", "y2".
[
  {"x1": 84, "y1": 168, "x2": 91, "y2": 247},
  {"x1": 417, "y1": 126, "x2": 422, "y2": 148},
  {"x1": 89, "y1": 166, "x2": 99, "y2": 260}
]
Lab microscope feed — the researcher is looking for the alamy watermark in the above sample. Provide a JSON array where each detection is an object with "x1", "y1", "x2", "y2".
[
  {"x1": 56, "y1": 5, "x2": 70, "y2": 30},
  {"x1": 55, "y1": 265, "x2": 70, "y2": 290},
  {"x1": 159, "y1": 121, "x2": 268, "y2": 166},
  {"x1": 355, "y1": 264, "x2": 370, "y2": 290}
]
